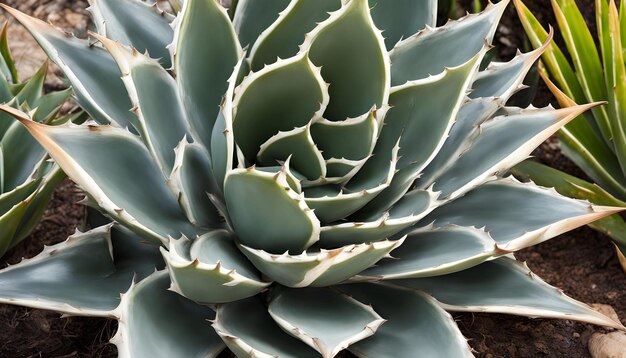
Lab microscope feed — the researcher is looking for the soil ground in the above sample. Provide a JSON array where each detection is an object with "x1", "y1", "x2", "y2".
[{"x1": 0, "y1": 0, "x2": 624, "y2": 357}]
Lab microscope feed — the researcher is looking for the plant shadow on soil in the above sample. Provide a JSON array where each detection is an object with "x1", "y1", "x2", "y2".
[{"x1": 1, "y1": 0, "x2": 625, "y2": 357}]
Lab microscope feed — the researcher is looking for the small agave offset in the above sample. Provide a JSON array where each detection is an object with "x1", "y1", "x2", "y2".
[
  {"x1": 0, "y1": 0, "x2": 623, "y2": 357},
  {"x1": 0, "y1": 22, "x2": 84, "y2": 258}
]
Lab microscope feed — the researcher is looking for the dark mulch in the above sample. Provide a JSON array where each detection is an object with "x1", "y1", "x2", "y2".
[{"x1": 0, "y1": 0, "x2": 624, "y2": 357}]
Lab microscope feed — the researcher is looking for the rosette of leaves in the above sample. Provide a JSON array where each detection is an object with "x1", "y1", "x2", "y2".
[
  {"x1": 0, "y1": 22, "x2": 83, "y2": 257},
  {"x1": 513, "y1": 0, "x2": 626, "y2": 271},
  {"x1": 0, "y1": 1, "x2": 623, "y2": 357}
]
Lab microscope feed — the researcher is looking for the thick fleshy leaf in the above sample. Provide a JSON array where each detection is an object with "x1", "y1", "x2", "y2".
[
  {"x1": 0, "y1": 225, "x2": 162, "y2": 316},
  {"x1": 268, "y1": 288, "x2": 385, "y2": 358},
  {"x1": 351, "y1": 51, "x2": 484, "y2": 217},
  {"x1": 397, "y1": 257, "x2": 625, "y2": 329},
  {"x1": 0, "y1": 6, "x2": 137, "y2": 129},
  {"x1": 211, "y1": 57, "x2": 244, "y2": 191},
  {"x1": 0, "y1": 21, "x2": 17, "y2": 83},
  {"x1": 302, "y1": 0, "x2": 389, "y2": 120},
  {"x1": 0, "y1": 197, "x2": 29, "y2": 255},
  {"x1": 213, "y1": 297, "x2": 319, "y2": 358},
  {"x1": 415, "y1": 98, "x2": 502, "y2": 190},
  {"x1": 10, "y1": 167, "x2": 65, "y2": 246},
  {"x1": 512, "y1": 160, "x2": 626, "y2": 249},
  {"x1": 240, "y1": 239, "x2": 402, "y2": 287},
  {"x1": 233, "y1": 0, "x2": 291, "y2": 48},
  {"x1": 162, "y1": 231, "x2": 270, "y2": 304},
  {"x1": 112, "y1": 271, "x2": 225, "y2": 358},
  {"x1": 169, "y1": 140, "x2": 222, "y2": 228},
  {"x1": 304, "y1": 182, "x2": 388, "y2": 224},
  {"x1": 425, "y1": 177, "x2": 622, "y2": 251},
  {"x1": 340, "y1": 283, "x2": 473, "y2": 358},
  {"x1": 361, "y1": 225, "x2": 501, "y2": 279},
  {"x1": 311, "y1": 109, "x2": 378, "y2": 162},
  {"x1": 89, "y1": 0, "x2": 173, "y2": 67},
  {"x1": 257, "y1": 124, "x2": 326, "y2": 180},
  {"x1": 233, "y1": 52, "x2": 327, "y2": 160},
  {"x1": 224, "y1": 167, "x2": 320, "y2": 253},
  {"x1": 320, "y1": 189, "x2": 439, "y2": 247},
  {"x1": 369, "y1": 0, "x2": 437, "y2": 50},
  {"x1": 0, "y1": 106, "x2": 197, "y2": 244},
  {"x1": 249, "y1": 0, "x2": 341, "y2": 71},
  {"x1": 470, "y1": 34, "x2": 550, "y2": 99},
  {"x1": 0, "y1": 179, "x2": 39, "y2": 216},
  {"x1": 96, "y1": 35, "x2": 190, "y2": 175},
  {"x1": 174, "y1": 0, "x2": 241, "y2": 150},
  {"x1": 432, "y1": 103, "x2": 599, "y2": 199},
  {"x1": 390, "y1": 0, "x2": 507, "y2": 84},
  {"x1": 0, "y1": 121, "x2": 45, "y2": 189}
]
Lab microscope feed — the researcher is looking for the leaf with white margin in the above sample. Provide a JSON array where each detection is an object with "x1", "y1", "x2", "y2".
[
  {"x1": 0, "y1": 6, "x2": 137, "y2": 129},
  {"x1": 95, "y1": 35, "x2": 190, "y2": 175},
  {"x1": 161, "y1": 231, "x2": 271, "y2": 304},
  {"x1": 301, "y1": 0, "x2": 390, "y2": 120},
  {"x1": 249, "y1": 0, "x2": 341, "y2": 71},
  {"x1": 415, "y1": 97, "x2": 503, "y2": 191},
  {"x1": 0, "y1": 224, "x2": 162, "y2": 316},
  {"x1": 268, "y1": 287, "x2": 385, "y2": 358},
  {"x1": 0, "y1": 106, "x2": 198, "y2": 245},
  {"x1": 169, "y1": 139, "x2": 223, "y2": 229},
  {"x1": 323, "y1": 157, "x2": 369, "y2": 182},
  {"x1": 339, "y1": 283, "x2": 473, "y2": 358},
  {"x1": 211, "y1": 57, "x2": 244, "y2": 191},
  {"x1": 311, "y1": 109, "x2": 378, "y2": 161},
  {"x1": 224, "y1": 167, "x2": 320, "y2": 253},
  {"x1": 213, "y1": 296, "x2": 319, "y2": 358},
  {"x1": 174, "y1": 0, "x2": 241, "y2": 150},
  {"x1": 305, "y1": 183, "x2": 388, "y2": 224},
  {"x1": 396, "y1": 256, "x2": 625, "y2": 329},
  {"x1": 233, "y1": 52, "x2": 328, "y2": 160},
  {"x1": 320, "y1": 189, "x2": 439, "y2": 247},
  {"x1": 112, "y1": 271, "x2": 225, "y2": 358},
  {"x1": 351, "y1": 49, "x2": 485, "y2": 218},
  {"x1": 233, "y1": 0, "x2": 291, "y2": 48},
  {"x1": 88, "y1": 0, "x2": 173, "y2": 68},
  {"x1": 240, "y1": 239, "x2": 402, "y2": 287},
  {"x1": 257, "y1": 124, "x2": 326, "y2": 181},
  {"x1": 424, "y1": 177, "x2": 623, "y2": 251},
  {"x1": 390, "y1": 0, "x2": 508, "y2": 84},
  {"x1": 470, "y1": 31, "x2": 551, "y2": 99},
  {"x1": 369, "y1": 0, "x2": 437, "y2": 50},
  {"x1": 361, "y1": 225, "x2": 504, "y2": 280},
  {"x1": 433, "y1": 103, "x2": 600, "y2": 200}
]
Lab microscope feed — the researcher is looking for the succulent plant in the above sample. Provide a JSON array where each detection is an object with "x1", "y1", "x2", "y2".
[
  {"x1": 0, "y1": 21, "x2": 84, "y2": 257},
  {"x1": 0, "y1": 0, "x2": 623, "y2": 356},
  {"x1": 513, "y1": 0, "x2": 626, "y2": 271}
]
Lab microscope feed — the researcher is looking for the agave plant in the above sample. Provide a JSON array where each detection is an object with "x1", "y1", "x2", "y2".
[
  {"x1": 513, "y1": 0, "x2": 626, "y2": 270},
  {"x1": 0, "y1": 21, "x2": 84, "y2": 257},
  {"x1": 0, "y1": 0, "x2": 623, "y2": 356}
]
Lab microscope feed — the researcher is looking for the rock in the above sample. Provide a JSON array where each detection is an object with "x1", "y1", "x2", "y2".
[
  {"x1": 589, "y1": 332, "x2": 626, "y2": 358},
  {"x1": 590, "y1": 304, "x2": 622, "y2": 324},
  {"x1": 588, "y1": 304, "x2": 626, "y2": 358}
]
